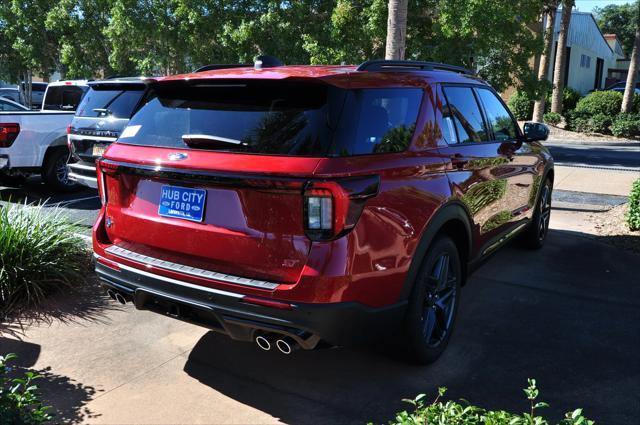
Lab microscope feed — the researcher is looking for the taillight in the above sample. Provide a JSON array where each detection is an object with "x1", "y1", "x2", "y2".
[
  {"x1": 96, "y1": 159, "x2": 117, "y2": 206},
  {"x1": 303, "y1": 176, "x2": 379, "y2": 241},
  {"x1": 0, "y1": 123, "x2": 20, "y2": 148}
]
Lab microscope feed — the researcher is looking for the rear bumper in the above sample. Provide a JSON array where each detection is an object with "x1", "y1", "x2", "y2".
[
  {"x1": 68, "y1": 160, "x2": 98, "y2": 188},
  {"x1": 95, "y1": 256, "x2": 407, "y2": 349}
]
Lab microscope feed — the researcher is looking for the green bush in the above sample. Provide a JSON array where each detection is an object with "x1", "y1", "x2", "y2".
[
  {"x1": 508, "y1": 91, "x2": 533, "y2": 121},
  {"x1": 0, "y1": 203, "x2": 90, "y2": 317},
  {"x1": 1, "y1": 353, "x2": 52, "y2": 424},
  {"x1": 574, "y1": 91, "x2": 623, "y2": 117},
  {"x1": 587, "y1": 113, "x2": 613, "y2": 134},
  {"x1": 386, "y1": 379, "x2": 593, "y2": 425},
  {"x1": 546, "y1": 86, "x2": 582, "y2": 113},
  {"x1": 628, "y1": 179, "x2": 640, "y2": 231},
  {"x1": 543, "y1": 112, "x2": 562, "y2": 126},
  {"x1": 611, "y1": 113, "x2": 640, "y2": 138},
  {"x1": 633, "y1": 93, "x2": 640, "y2": 113}
]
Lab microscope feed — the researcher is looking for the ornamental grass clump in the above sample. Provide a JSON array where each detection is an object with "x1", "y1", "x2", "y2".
[{"x1": 0, "y1": 203, "x2": 90, "y2": 317}]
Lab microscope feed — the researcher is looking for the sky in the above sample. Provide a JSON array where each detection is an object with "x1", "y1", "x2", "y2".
[{"x1": 574, "y1": 0, "x2": 634, "y2": 13}]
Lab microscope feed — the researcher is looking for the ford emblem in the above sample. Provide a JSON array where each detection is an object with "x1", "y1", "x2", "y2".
[{"x1": 168, "y1": 153, "x2": 188, "y2": 161}]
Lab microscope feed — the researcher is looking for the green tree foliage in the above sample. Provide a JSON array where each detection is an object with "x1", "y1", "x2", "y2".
[
  {"x1": 595, "y1": 2, "x2": 639, "y2": 57},
  {"x1": 2, "y1": 0, "x2": 546, "y2": 93}
]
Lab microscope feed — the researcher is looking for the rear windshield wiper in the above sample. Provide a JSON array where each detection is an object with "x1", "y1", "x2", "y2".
[
  {"x1": 181, "y1": 134, "x2": 247, "y2": 148},
  {"x1": 93, "y1": 108, "x2": 113, "y2": 116}
]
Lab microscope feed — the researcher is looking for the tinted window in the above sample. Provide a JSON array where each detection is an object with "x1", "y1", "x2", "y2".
[
  {"x1": 76, "y1": 87, "x2": 145, "y2": 118},
  {"x1": 333, "y1": 88, "x2": 422, "y2": 155},
  {"x1": 119, "y1": 82, "x2": 422, "y2": 157},
  {"x1": 0, "y1": 99, "x2": 23, "y2": 111},
  {"x1": 43, "y1": 86, "x2": 87, "y2": 111},
  {"x1": 476, "y1": 88, "x2": 517, "y2": 141},
  {"x1": 442, "y1": 86, "x2": 488, "y2": 144}
]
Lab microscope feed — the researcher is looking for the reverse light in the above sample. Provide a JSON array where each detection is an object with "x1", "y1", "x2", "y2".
[
  {"x1": 0, "y1": 123, "x2": 20, "y2": 148},
  {"x1": 303, "y1": 176, "x2": 379, "y2": 241}
]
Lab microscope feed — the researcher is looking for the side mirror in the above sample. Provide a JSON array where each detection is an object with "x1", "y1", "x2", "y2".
[{"x1": 523, "y1": 122, "x2": 549, "y2": 142}]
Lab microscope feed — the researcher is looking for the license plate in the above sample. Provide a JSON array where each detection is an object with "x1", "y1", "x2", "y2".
[
  {"x1": 92, "y1": 144, "x2": 107, "y2": 157},
  {"x1": 158, "y1": 185, "x2": 207, "y2": 223}
]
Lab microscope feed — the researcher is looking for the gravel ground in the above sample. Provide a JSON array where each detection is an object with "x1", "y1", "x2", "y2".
[{"x1": 588, "y1": 203, "x2": 640, "y2": 255}]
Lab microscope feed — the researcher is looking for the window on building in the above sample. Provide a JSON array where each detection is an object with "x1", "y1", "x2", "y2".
[{"x1": 580, "y1": 54, "x2": 591, "y2": 69}]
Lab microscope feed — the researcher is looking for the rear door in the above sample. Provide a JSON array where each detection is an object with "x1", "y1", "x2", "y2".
[{"x1": 437, "y1": 85, "x2": 519, "y2": 247}]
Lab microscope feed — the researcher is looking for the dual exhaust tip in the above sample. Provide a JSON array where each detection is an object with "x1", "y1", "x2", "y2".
[
  {"x1": 255, "y1": 334, "x2": 299, "y2": 354},
  {"x1": 107, "y1": 289, "x2": 128, "y2": 305}
]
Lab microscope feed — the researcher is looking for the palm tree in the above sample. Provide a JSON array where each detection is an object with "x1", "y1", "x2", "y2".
[
  {"x1": 385, "y1": 0, "x2": 409, "y2": 60},
  {"x1": 621, "y1": 2, "x2": 640, "y2": 113},
  {"x1": 532, "y1": 1, "x2": 558, "y2": 122},
  {"x1": 550, "y1": 0, "x2": 574, "y2": 114}
]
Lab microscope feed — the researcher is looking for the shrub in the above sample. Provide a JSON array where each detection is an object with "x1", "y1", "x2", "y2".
[
  {"x1": 628, "y1": 179, "x2": 640, "y2": 231},
  {"x1": 587, "y1": 113, "x2": 613, "y2": 134},
  {"x1": 0, "y1": 203, "x2": 90, "y2": 317},
  {"x1": 633, "y1": 93, "x2": 640, "y2": 114},
  {"x1": 546, "y1": 86, "x2": 582, "y2": 113},
  {"x1": 386, "y1": 379, "x2": 593, "y2": 425},
  {"x1": 507, "y1": 91, "x2": 533, "y2": 120},
  {"x1": 543, "y1": 112, "x2": 562, "y2": 126},
  {"x1": 574, "y1": 90, "x2": 623, "y2": 118},
  {"x1": 0, "y1": 353, "x2": 52, "y2": 424},
  {"x1": 611, "y1": 113, "x2": 640, "y2": 138}
]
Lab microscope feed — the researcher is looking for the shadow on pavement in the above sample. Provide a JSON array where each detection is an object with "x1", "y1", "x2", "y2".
[
  {"x1": 0, "y1": 177, "x2": 97, "y2": 209},
  {"x1": 1, "y1": 278, "x2": 122, "y2": 339},
  {"x1": 1, "y1": 338, "x2": 100, "y2": 424},
  {"x1": 184, "y1": 229, "x2": 640, "y2": 425}
]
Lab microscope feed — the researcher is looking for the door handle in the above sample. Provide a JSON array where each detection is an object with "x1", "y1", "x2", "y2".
[{"x1": 450, "y1": 154, "x2": 468, "y2": 170}]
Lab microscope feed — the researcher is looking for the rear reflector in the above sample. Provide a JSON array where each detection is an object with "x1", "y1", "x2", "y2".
[
  {"x1": 241, "y1": 296, "x2": 293, "y2": 310},
  {"x1": 0, "y1": 123, "x2": 20, "y2": 148},
  {"x1": 97, "y1": 256, "x2": 121, "y2": 271}
]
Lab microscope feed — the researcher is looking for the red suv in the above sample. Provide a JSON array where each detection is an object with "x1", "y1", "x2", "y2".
[{"x1": 93, "y1": 60, "x2": 553, "y2": 363}]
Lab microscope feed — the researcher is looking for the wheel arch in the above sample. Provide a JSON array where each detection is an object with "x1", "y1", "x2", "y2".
[
  {"x1": 398, "y1": 201, "x2": 473, "y2": 301},
  {"x1": 42, "y1": 137, "x2": 69, "y2": 169}
]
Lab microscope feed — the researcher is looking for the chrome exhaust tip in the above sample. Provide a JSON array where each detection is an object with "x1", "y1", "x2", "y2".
[
  {"x1": 107, "y1": 289, "x2": 117, "y2": 301},
  {"x1": 276, "y1": 337, "x2": 298, "y2": 355},
  {"x1": 114, "y1": 292, "x2": 127, "y2": 305},
  {"x1": 255, "y1": 335, "x2": 272, "y2": 351}
]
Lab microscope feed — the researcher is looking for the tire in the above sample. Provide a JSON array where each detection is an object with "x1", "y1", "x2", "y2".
[
  {"x1": 403, "y1": 235, "x2": 462, "y2": 364},
  {"x1": 521, "y1": 178, "x2": 552, "y2": 249},
  {"x1": 42, "y1": 148, "x2": 78, "y2": 192}
]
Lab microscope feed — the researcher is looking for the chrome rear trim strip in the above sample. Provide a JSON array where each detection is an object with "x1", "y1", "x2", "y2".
[
  {"x1": 105, "y1": 245, "x2": 280, "y2": 290},
  {"x1": 95, "y1": 254, "x2": 244, "y2": 298}
]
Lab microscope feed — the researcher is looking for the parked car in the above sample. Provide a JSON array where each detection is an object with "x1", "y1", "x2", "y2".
[
  {"x1": 93, "y1": 60, "x2": 553, "y2": 363},
  {"x1": 604, "y1": 81, "x2": 640, "y2": 94},
  {"x1": 67, "y1": 77, "x2": 148, "y2": 188},
  {"x1": 0, "y1": 80, "x2": 88, "y2": 190},
  {"x1": 0, "y1": 97, "x2": 29, "y2": 111},
  {"x1": 0, "y1": 87, "x2": 23, "y2": 104},
  {"x1": 21, "y1": 81, "x2": 48, "y2": 109}
]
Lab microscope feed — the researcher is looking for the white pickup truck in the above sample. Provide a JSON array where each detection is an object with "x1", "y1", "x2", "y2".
[{"x1": 0, "y1": 80, "x2": 88, "y2": 191}]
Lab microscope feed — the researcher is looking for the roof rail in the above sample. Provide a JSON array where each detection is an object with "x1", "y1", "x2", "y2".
[
  {"x1": 356, "y1": 60, "x2": 474, "y2": 75},
  {"x1": 194, "y1": 64, "x2": 251, "y2": 73}
]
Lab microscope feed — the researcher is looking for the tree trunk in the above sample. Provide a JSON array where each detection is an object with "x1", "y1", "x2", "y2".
[
  {"x1": 621, "y1": 6, "x2": 640, "y2": 113},
  {"x1": 550, "y1": 0, "x2": 574, "y2": 114},
  {"x1": 385, "y1": 0, "x2": 408, "y2": 60},
  {"x1": 532, "y1": 4, "x2": 558, "y2": 122}
]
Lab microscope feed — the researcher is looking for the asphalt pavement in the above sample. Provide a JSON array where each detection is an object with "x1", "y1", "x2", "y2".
[{"x1": 545, "y1": 140, "x2": 640, "y2": 171}]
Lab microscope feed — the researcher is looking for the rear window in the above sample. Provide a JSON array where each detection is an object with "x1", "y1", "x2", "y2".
[
  {"x1": 43, "y1": 85, "x2": 87, "y2": 111},
  {"x1": 118, "y1": 81, "x2": 422, "y2": 157},
  {"x1": 76, "y1": 86, "x2": 145, "y2": 118}
]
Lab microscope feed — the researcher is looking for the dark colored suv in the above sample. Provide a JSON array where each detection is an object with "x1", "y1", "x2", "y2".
[
  {"x1": 68, "y1": 78, "x2": 147, "y2": 188},
  {"x1": 93, "y1": 60, "x2": 553, "y2": 363}
]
